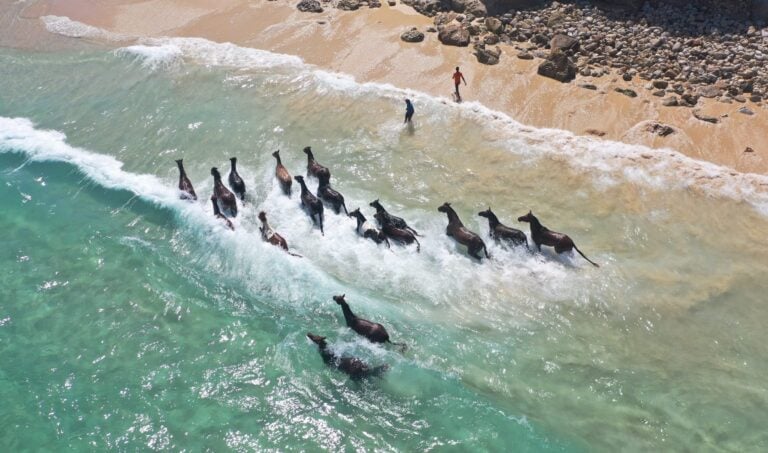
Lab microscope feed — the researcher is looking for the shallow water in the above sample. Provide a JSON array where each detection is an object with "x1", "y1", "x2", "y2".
[{"x1": 1, "y1": 24, "x2": 768, "y2": 451}]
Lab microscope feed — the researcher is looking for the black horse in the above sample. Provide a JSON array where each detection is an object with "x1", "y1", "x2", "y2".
[
  {"x1": 370, "y1": 199, "x2": 419, "y2": 236},
  {"x1": 478, "y1": 207, "x2": 527, "y2": 248},
  {"x1": 294, "y1": 175, "x2": 324, "y2": 235},
  {"x1": 304, "y1": 146, "x2": 330, "y2": 180},
  {"x1": 518, "y1": 211, "x2": 599, "y2": 267},
  {"x1": 175, "y1": 159, "x2": 197, "y2": 201},
  {"x1": 317, "y1": 175, "x2": 348, "y2": 215},
  {"x1": 211, "y1": 167, "x2": 237, "y2": 217},
  {"x1": 307, "y1": 333, "x2": 389, "y2": 380},
  {"x1": 333, "y1": 294, "x2": 405, "y2": 349},
  {"x1": 438, "y1": 202, "x2": 489, "y2": 260},
  {"x1": 228, "y1": 157, "x2": 246, "y2": 201}
]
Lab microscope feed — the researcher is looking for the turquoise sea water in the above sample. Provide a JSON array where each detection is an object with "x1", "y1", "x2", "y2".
[{"x1": 2, "y1": 19, "x2": 768, "y2": 451}]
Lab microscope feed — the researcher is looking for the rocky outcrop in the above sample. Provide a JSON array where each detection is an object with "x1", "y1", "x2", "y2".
[
  {"x1": 438, "y1": 22, "x2": 471, "y2": 46},
  {"x1": 297, "y1": 0, "x2": 323, "y2": 12},
  {"x1": 451, "y1": 0, "x2": 487, "y2": 16},
  {"x1": 550, "y1": 34, "x2": 579, "y2": 54},
  {"x1": 537, "y1": 49, "x2": 576, "y2": 82},
  {"x1": 474, "y1": 43, "x2": 502, "y2": 64},
  {"x1": 401, "y1": 27, "x2": 426, "y2": 42},
  {"x1": 400, "y1": 0, "x2": 449, "y2": 16}
]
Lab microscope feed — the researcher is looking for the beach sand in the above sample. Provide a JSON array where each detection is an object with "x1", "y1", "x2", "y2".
[{"x1": 17, "y1": 0, "x2": 768, "y2": 174}]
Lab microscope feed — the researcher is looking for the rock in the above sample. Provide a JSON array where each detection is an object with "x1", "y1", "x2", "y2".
[
  {"x1": 734, "y1": 95, "x2": 746, "y2": 102},
  {"x1": 661, "y1": 96, "x2": 679, "y2": 106},
  {"x1": 744, "y1": 146, "x2": 754, "y2": 153},
  {"x1": 517, "y1": 52, "x2": 534, "y2": 60},
  {"x1": 531, "y1": 33, "x2": 550, "y2": 47},
  {"x1": 579, "y1": 83, "x2": 598, "y2": 90},
  {"x1": 297, "y1": 0, "x2": 323, "y2": 12},
  {"x1": 652, "y1": 90, "x2": 666, "y2": 97},
  {"x1": 537, "y1": 49, "x2": 577, "y2": 83},
  {"x1": 388, "y1": 0, "x2": 396, "y2": 5},
  {"x1": 483, "y1": 34, "x2": 500, "y2": 45},
  {"x1": 401, "y1": 28, "x2": 425, "y2": 43},
  {"x1": 750, "y1": 94, "x2": 763, "y2": 102},
  {"x1": 645, "y1": 121, "x2": 676, "y2": 137},
  {"x1": 474, "y1": 44, "x2": 502, "y2": 65},
  {"x1": 550, "y1": 34, "x2": 579, "y2": 54},
  {"x1": 738, "y1": 106, "x2": 755, "y2": 115},
  {"x1": 652, "y1": 80, "x2": 669, "y2": 89},
  {"x1": 400, "y1": 0, "x2": 447, "y2": 16},
  {"x1": 692, "y1": 109, "x2": 719, "y2": 124},
  {"x1": 585, "y1": 129, "x2": 606, "y2": 137},
  {"x1": 622, "y1": 73, "x2": 633, "y2": 82},
  {"x1": 697, "y1": 86, "x2": 722, "y2": 98},
  {"x1": 438, "y1": 23, "x2": 470, "y2": 46},
  {"x1": 450, "y1": 0, "x2": 486, "y2": 17},
  {"x1": 336, "y1": 0, "x2": 360, "y2": 11},
  {"x1": 615, "y1": 87, "x2": 638, "y2": 98},
  {"x1": 485, "y1": 17, "x2": 503, "y2": 34},
  {"x1": 681, "y1": 93, "x2": 700, "y2": 107}
]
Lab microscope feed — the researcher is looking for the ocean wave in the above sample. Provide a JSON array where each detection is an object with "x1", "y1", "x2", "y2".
[{"x1": 40, "y1": 14, "x2": 768, "y2": 217}]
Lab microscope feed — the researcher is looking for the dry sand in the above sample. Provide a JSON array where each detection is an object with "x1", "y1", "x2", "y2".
[{"x1": 19, "y1": 0, "x2": 768, "y2": 174}]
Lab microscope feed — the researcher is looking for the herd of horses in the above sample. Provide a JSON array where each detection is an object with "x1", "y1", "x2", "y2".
[{"x1": 173, "y1": 147, "x2": 600, "y2": 379}]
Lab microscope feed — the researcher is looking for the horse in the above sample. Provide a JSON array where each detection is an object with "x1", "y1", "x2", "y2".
[
  {"x1": 211, "y1": 167, "x2": 238, "y2": 217},
  {"x1": 333, "y1": 295, "x2": 406, "y2": 350},
  {"x1": 438, "y1": 202, "x2": 489, "y2": 260},
  {"x1": 258, "y1": 211, "x2": 301, "y2": 257},
  {"x1": 210, "y1": 196, "x2": 234, "y2": 230},
  {"x1": 381, "y1": 224, "x2": 420, "y2": 252},
  {"x1": 294, "y1": 175, "x2": 324, "y2": 235},
  {"x1": 517, "y1": 211, "x2": 599, "y2": 267},
  {"x1": 303, "y1": 146, "x2": 330, "y2": 180},
  {"x1": 478, "y1": 207, "x2": 528, "y2": 249},
  {"x1": 369, "y1": 199, "x2": 420, "y2": 236},
  {"x1": 306, "y1": 333, "x2": 389, "y2": 380},
  {"x1": 228, "y1": 157, "x2": 246, "y2": 201},
  {"x1": 272, "y1": 150, "x2": 292, "y2": 196},
  {"x1": 175, "y1": 159, "x2": 197, "y2": 200},
  {"x1": 348, "y1": 208, "x2": 389, "y2": 247},
  {"x1": 317, "y1": 175, "x2": 348, "y2": 215}
]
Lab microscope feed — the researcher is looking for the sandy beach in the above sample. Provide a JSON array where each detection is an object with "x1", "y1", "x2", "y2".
[{"x1": 18, "y1": 0, "x2": 768, "y2": 174}]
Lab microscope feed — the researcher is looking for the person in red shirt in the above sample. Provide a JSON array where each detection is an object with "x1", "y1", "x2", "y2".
[{"x1": 452, "y1": 67, "x2": 467, "y2": 101}]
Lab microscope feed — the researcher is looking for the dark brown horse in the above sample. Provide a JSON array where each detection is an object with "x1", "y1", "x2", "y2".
[
  {"x1": 333, "y1": 295, "x2": 405, "y2": 350},
  {"x1": 175, "y1": 159, "x2": 197, "y2": 200},
  {"x1": 478, "y1": 207, "x2": 528, "y2": 249},
  {"x1": 381, "y1": 223, "x2": 420, "y2": 252},
  {"x1": 294, "y1": 175, "x2": 324, "y2": 235},
  {"x1": 370, "y1": 199, "x2": 420, "y2": 236},
  {"x1": 348, "y1": 208, "x2": 389, "y2": 247},
  {"x1": 303, "y1": 146, "x2": 330, "y2": 180},
  {"x1": 317, "y1": 175, "x2": 348, "y2": 215},
  {"x1": 272, "y1": 150, "x2": 292, "y2": 196},
  {"x1": 438, "y1": 202, "x2": 489, "y2": 260},
  {"x1": 211, "y1": 167, "x2": 237, "y2": 217},
  {"x1": 306, "y1": 333, "x2": 389, "y2": 380},
  {"x1": 210, "y1": 196, "x2": 234, "y2": 230},
  {"x1": 228, "y1": 157, "x2": 246, "y2": 201},
  {"x1": 258, "y1": 211, "x2": 301, "y2": 257},
  {"x1": 517, "y1": 211, "x2": 599, "y2": 267}
]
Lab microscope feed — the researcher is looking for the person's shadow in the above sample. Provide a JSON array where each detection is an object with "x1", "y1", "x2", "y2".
[{"x1": 404, "y1": 121, "x2": 415, "y2": 136}]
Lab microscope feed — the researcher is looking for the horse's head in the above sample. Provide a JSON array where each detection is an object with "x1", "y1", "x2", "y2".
[
  {"x1": 272, "y1": 149, "x2": 280, "y2": 159},
  {"x1": 518, "y1": 211, "x2": 535, "y2": 223},
  {"x1": 369, "y1": 199, "x2": 381, "y2": 210},
  {"x1": 258, "y1": 211, "x2": 267, "y2": 223},
  {"x1": 303, "y1": 146, "x2": 312, "y2": 157},
  {"x1": 348, "y1": 208, "x2": 361, "y2": 219},
  {"x1": 333, "y1": 294, "x2": 347, "y2": 305},
  {"x1": 307, "y1": 333, "x2": 327, "y2": 348},
  {"x1": 478, "y1": 207, "x2": 493, "y2": 218},
  {"x1": 437, "y1": 202, "x2": 452, "y2": 213},
  {"x1": 210, "y1": 167, "x2": 221, "y2": 179},
  {"x1": 294, "y1": 175, "x2": 305, "y2": 184}
]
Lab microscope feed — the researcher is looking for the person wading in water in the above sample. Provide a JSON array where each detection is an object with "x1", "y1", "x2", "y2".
[
  {"x1": 453, "y1": 67, "x2": 467, "y2": 102},
  {"x1": 404, "y1": 99, "x2": 415, "y2": 124}
]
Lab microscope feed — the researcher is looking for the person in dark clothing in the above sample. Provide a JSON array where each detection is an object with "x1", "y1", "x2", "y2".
[{"x1": 404, "y1": 99, "x2": 414, "y2": 124}]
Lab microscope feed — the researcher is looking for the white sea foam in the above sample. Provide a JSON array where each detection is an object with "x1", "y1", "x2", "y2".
[{"x1": 115, "y1": 44, "x2": 184, "y2": 71}]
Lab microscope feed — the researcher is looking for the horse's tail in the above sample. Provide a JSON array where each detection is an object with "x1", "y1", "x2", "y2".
[
  {"x1": 288, "y1": 251, "x2": 303, "y2": 258},
  {"x1": 574, "y1": 245, "x2": 599, "y2": 267},
  {"x1": 413, "y1": 236, "x2": 421, "y2": 253},
  {"x1": 484, "y1": 243, "x2": 490, "y2": 259},
  {"x1": 387, "y1": 340, "x2": 407, "y2": 353},
  {"x1": 409, "y1": 227, "x2": 421, "y2": 237},
  {"x1": 342, "y1": 201, "x2": 348, "y2": 216}
]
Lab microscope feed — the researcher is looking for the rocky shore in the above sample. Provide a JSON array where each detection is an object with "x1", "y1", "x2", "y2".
[{"x1": 300, "y1": 0, "x2": 768, "y2": 112}]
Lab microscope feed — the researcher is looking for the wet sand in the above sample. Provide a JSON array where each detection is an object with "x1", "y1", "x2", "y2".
[{"x1": 18, "y1": 0, "x2": 768, "y2": 174}]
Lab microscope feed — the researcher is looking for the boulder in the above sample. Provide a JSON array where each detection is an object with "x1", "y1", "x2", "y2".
[
  {"x1": 692, "y1": 109, "x2": 719, "y2": 124},
  {"x1": 652, "y1": 80, "x2": 669, "y2": 89},
  {"x1": 485, "y1": 17, "x2": 503, "y2": 34},
  {"x1": 451, "y1": 0, "x2": 487, "y2": 17},
  {"x1": 474, "y1": 43, "x2": 502, "y2": 65},
  {"x1": 579, "y1": 83, "x2": 598, "y2": 90},
  {"x1": 645, "y1": 122, "x2": 676, "y2": 137},
  {"x1": 297, "y1": 0, "x2": 323, "y2": 12},
  {"x1": 400, "y1": 0, "x2": 448, "y2": 16},
  {"x1": 738, "y1": 106, "x2": 755, "y2": 115},
  {"x1": 615, "y1": 88, "x2": 638, "y2": 98},
  {"x1": 517, "y1": 51, "x2": 534, "y2": 60},
  {"x1": 537, "y1": 50, "x2": 577, "y2": 82},
  {"x1": 662, "y1": 96, "x2": 679, "y2": 106},
  {"x1": 550, "y1": 34, "x2": 579, "y2": 54},
  {"x1": 337, "y1": 0, "x2": 360, "y2": 10},
  {"x1": 401, "y1": 28, "x2": 426, "y2": 43},
  {"x1": 438, "y1": 22, "x2": 471, "y2": 46},
  {"x1": 697, "y1": 86, "x2": 722, "y2": 98}
]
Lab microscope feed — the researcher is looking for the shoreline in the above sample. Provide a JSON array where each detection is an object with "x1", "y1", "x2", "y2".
[{"x1": 16, "y1": 0, "x2": 768, "y2": 174}]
